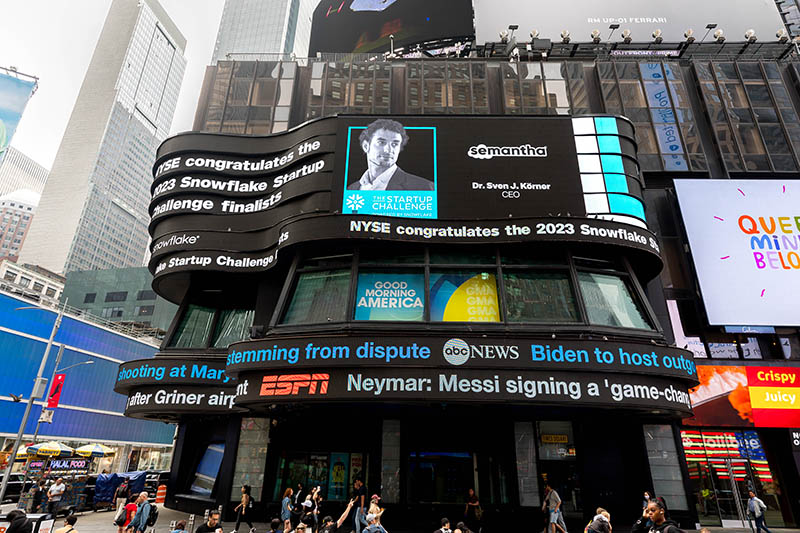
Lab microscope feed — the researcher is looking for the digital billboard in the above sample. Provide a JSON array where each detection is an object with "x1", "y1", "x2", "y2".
[
  {"x1": 148, "y1": 115, "x2": 661, "y2": 299},
  {"x1": 675, "y1": 179, "x2": 800, "y2": 326},
  {"x1": 474, "y1": 0, "x2": 785, "y2": 44},
  {"x1": 309, "y1": 0, "x2": 474, "y2": 55},
  {"x1": 685, "y1": 365, "x2": 800, "y2": 428},
  {"x1": 0, "y1": 70, "x2": 36, "y2": 162}
]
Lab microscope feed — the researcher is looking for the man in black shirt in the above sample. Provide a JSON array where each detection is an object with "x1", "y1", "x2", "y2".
[
  {"x1": 195, "y1": 511, "x2": 221, "y2": 533},
  {"x1": 353, "y1": 478, "x2": 368, "y2": 533}
]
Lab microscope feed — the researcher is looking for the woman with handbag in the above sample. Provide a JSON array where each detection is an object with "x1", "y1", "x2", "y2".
[{"x1": 464, "y1": 488, "x2": 482, "y2": 532}]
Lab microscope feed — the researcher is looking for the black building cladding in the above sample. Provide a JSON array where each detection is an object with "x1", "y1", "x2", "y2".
[{"x1": 117, "y1": 45, "x2": 800, "y2": 532}]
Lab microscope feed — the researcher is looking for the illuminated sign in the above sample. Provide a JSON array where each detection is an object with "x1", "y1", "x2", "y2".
[
  {"x1": 309, "y1": 0, "x2": 474, "y2": 54},
  {"x1": 675, "y1": 179, "x2": 800, "y2": 326},
  {"x1": 474, "y1": 0, "x2": 785, "y2": 45},
  {"x1": 259, "y1": 373, "x2": 330, "y2": 396},
  {"x1": 149, "y1": 115, "x2": 658, "y2": 302},
  {"x1": 236, "y1": 368, "x2": 694, "y2": 415},
  {"x1": 541, "y1": 434, "x2": 569, "y2": 444},
  {"x1": 226, "y1": 335, "x2": 697, "y2": 381},
  {"x1": 686, "y1": 365, "x2": 800, "y2": 428}
]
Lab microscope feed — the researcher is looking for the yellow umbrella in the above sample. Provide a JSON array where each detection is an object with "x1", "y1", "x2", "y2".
[
  {"x1": 13, "y1": 445, "x2": 31, "y2": 461},
  {"x1": 75, "y1": 444, "x2": 115, "y2": 458},
  {"x1": 28, "y1": 441, "x2": 74, "y2": 457}
]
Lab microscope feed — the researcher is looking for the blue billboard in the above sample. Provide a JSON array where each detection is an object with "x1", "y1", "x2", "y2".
[{"x1": 0, "y1": 70, "x2": 36, "y2": 162}]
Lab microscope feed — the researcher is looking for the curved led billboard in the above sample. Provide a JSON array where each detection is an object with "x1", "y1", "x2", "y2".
[{"x1": 149, "y1": 115, "x2": 660, "y2": 302}]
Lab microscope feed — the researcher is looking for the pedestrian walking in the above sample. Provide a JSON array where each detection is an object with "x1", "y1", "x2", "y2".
[
  {"x1": 352, "y1": 478, "x2": 368, "y2": 533},
  {"x1": 269, "y1": 518, "x2": 283, "y2": 533},
  {"x1": 643, "y1": 499, "x2": 682, "y2": 533},
  {"x1": 368, "y1": 494, "x2": 384, "y2": 526},
  {"x1": 5, "y1": 510, "x2": 32, "y2": 533},
  {"x1": 362, "y1": 513, "x2": 387, "y2": 533},
  {"x1": 125, "y1": 492, "x2": 152, "y2": 533},
  {"x1": 300, "y1": 498, "x2": 315, "y2": 528},
  {"x1": 454, "y1": 522, "x2": 471, "y2": 533},
  {"x1": 543, "y1": 483, "x2": 568, "y2": 533},
  {"x1": 54, "y1": 515, "x2": 79, "y2": 533},
  {"x1": 194, "y1": 510, "x2": 222, "y2": 533},
  {"x1": 47, "y1": 477, "x2": 66, "y2": 516},
  {"x1": 319, "y1": 498, "x2": 356, "y2": 533},
  {"x1": 115, "y1": 480, "x2": 132, "y2": 511},
  {"x1": 171, "y1": 520, "x2": 189, "y2": 533},
  {"x1": 312, "y1": 487, "x2": 324, "y2": 532},
  {"x1": 748, "y1": 490, "x2": 772, "y2": 533},
  {"x1": 233, "y1": 484, "x2": 255, "y2": 533},
  {"x1": 587, "y1": 508, "x2": 611, "y2": 533},
  {"x1": 30, "y1": 480, "x2": 46, "y2": 513},
  {"x1": 463, "y1": 488, "x2": 481, "y2": 532},
  {"x1": 434, "y1": 517, "x2": 451, "y2": 533},
  {"x1": 281, "y1": 488, "x2": 294, "y2": 532}
]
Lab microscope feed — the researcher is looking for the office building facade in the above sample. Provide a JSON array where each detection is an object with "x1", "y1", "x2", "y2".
[
  {"x1": 0, "y1": 147, "x2": 48, "y2": 196},
  {"x1": 61, "y1": 266, "x2": 178, "y2": 335},
  {"x1": 18, "y1": 0, "x2": 186, "y2": 274},
  {"x1": 212, "y1": 0, "x2": 319, "y2": 63},
  {"x1": 0, "y1": 188, "x2": 38, "y2": 260}
]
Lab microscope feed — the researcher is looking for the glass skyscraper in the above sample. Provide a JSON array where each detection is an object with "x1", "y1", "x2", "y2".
[
  {"x1": 211, "y1": 0, "x2": 320, "y2": 63},
  {"x1": 19, "y1": 0, "x2": 186, "y2": 273}
]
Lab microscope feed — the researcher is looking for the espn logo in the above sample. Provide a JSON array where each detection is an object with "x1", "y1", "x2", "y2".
[{"x1": 260, "y1": 373, "x2": 330, "y2": 396}]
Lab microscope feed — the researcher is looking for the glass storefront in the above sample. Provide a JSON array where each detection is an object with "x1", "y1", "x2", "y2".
[{"x1": 681, "y1": 429, "x2": 784, "y2": 527}]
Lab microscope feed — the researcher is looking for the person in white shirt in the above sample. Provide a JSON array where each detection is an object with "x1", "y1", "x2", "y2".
[
  {"x1": 348, "y1": 119, "x2": 433, "y2": 191},
  {"x1": 47, "y1": 478, "x2": 66, "y2": 516}
]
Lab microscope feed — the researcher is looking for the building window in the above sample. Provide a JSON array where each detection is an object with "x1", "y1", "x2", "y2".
[
  {"x1": 354, "y1": 270, "x2": 424, "y2": 321},
  {"x1": 277, "y1": 247, "x2": 657, "y2": 331},
  {"x1": 45, "y1": 287, "x2": 57, "y2": 298},
  {"x1": 282, "y1": 269, "x2": 351, "y2": 325},
  {"x1": 105, "y1": 291, "x2": 128, "y2": 302},
  {"x1": 135, "y1": 305, "x2": 155, "y2": 316},
  {"x1": 101, "y1": 307, "x2": 124, "y2": 319},
  {"x1": 577, "y1": 271, "x2": 652, "y2": 329},
  {"x1": 137, "y1": 289, "x2": 157, "y2": 301},
  {"x1": 84, "y1": 293, "x2": 96, "y2": 303},
  {"x1": 503, "y1": 271, "x2": 578, "y2": 323},
  {"x1": 190, "y1": 443, "x2": 226, "y2": 497},
  {"x1": 430, "y1": 269, "x2": 500, "y2": 322},
  {"x1": 32, "y1": 282, "x2": 44, "y2": 293},
  {"x1": 212, "y1": 309, "x2": 255, "y2": 348},
  {"x1": 168, "y1": 304, "x2": 216, "y2": 348},
  {"x1": 18, "y1": 276, "x2": 31, "y2": 288},
  {"x1": 3, "y1": 271, "x2": 16, "y2": 283}
]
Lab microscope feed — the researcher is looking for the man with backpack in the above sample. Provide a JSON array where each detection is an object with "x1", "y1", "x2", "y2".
[{"x1": 126, "y1": 492, "x2": 158, "y2": 533}]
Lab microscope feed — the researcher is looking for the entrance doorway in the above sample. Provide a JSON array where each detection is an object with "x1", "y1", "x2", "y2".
[{"x1": 682, "y1": 429, "x2": 785, "y2": 528}]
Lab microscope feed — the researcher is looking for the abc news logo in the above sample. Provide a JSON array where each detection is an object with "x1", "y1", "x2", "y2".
[
  {"x1": 260, "y1": 373, "x2": 330, "y2": 396},
  {"x1": 442, "y1": 338, "x2": 519, "y2": 366}
]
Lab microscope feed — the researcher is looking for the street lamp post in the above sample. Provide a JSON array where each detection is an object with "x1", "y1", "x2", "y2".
[
  {"x1": 0, "y1": 301, "x2": 66, "y2": 504},
  {"x1": 16, "y1": 345, "x2": 94, "y2": 495}
]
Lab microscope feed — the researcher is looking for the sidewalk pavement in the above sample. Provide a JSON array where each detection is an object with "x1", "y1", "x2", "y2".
[{"x1": 4, "y1": 504, "x2": 800, "y2": 533}]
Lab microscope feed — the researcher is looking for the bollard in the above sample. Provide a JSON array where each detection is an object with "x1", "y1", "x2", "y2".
[
  {"x1": 187, "y1": 514, "x2": 196, "y2": 532},
  {"x1": 169, "y1": 521, "x2": 177, "y2": 530}
]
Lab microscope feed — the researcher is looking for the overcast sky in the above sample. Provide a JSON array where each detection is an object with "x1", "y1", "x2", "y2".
[{"x1": 0, "y1": 0, "x2": 226, "y2": 170}]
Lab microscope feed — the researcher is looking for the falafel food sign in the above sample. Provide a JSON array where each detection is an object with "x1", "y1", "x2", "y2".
[{"x1": 337, "y1": 116, "x2": 585, "y2": 220}]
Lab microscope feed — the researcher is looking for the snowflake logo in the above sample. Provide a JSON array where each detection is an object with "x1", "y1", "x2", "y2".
[{"x1": 346, "y1": 194, "x2": 365, "y2": 210}]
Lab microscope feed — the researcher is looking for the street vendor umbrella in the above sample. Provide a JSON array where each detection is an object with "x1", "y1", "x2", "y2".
[
  {"x1": 13, "y1": 445, "x2": 31, "y2": 461},
  {"x1": 75, "y1": 443, "x2": 115, "y2": 458},
  {"x1": 28, "y1": 441, "x2": 74, "y2": 457}
]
